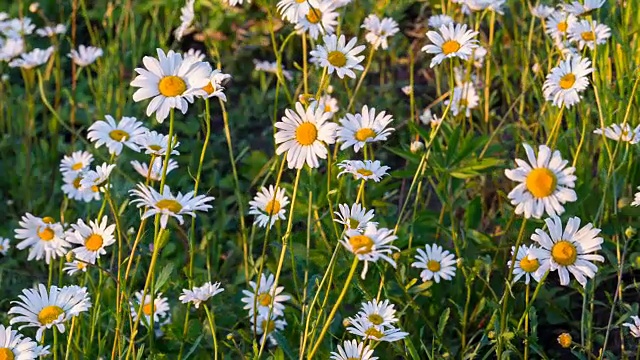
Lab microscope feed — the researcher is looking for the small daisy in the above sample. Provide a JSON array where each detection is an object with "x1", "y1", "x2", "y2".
[
  {"x1": 419, "y1": 108, "x2": 443, "y2": 126},
  {"x1": 0, "y1": 324, "x2": 45, "y2": 360},
  {"x1": 87, "y1": 115, "x2": 146, "y2": 156},
  {"x1": 79, "y1": 163, "x2": 116, "y2": 193},
  {"x1": 531, "y1": 4, "x2": 555, "y2": 18},
  {"x1": 631, "y1": 186, "x2": 640, "y2": 207},
  {"x1": 240, "y1": 273, "x2": 291, "y2": 317},
  {"x1": 504, "y1": 143, "x2": 577, "y2": 219},
  {"x1": 35, "y1": 24, "x2": 66, "y2": 37},
  {"x1": 346, "y1": 316, "x2": 408, "y2": 342},
  {"x1": 593, "y1": 123, "x2": 640, "y2": 144},
  {"x1": 568, "y1": 19, "x2": 611, "y2": 50},
  {"x1": 61, "y1": 172, "x2": 100, "y2": 202},
  {"x1": 277, "y1": 0, "x2": 311, "y2": 23},
  {"x1": 274, "y1": 101, "x2": 338, "y2": 169},
  {"x1": 68, "y1": 45, "x2": 103, "y2": 66},
  {"x1": 341, "y1": 224, "x2": 399, "y2": 279},
  {"x1": 361, "y1": 14, "x2": 399, "y2": 50},
  {"x1": 422, "y1": 23, "x2": 479, "y2": 68},
  {"x1": 184, "y1": 48, "x2": 205, "y2": 62},
  {"x1": 445, "y1": 82, "x2": 479, "y2": 117},
  {"x1": 222, "y1": 0, "x2": 250, "y2": 6},
  {"x1": 0, "y1": 237, "x2": 9, "y2": 255},
  {"x1": 309, "y1": 95, "x2": 339, "y2": 115},
  {"x1": 545, "y1": 11, "x2": 577, "y2": 40},
  {"x1": 463, "y1": 0, "x2": 506, "y2": 14},
  {"x1": 130, "y1": 48, "x2": 210, "y2": 123},
  {"x1": 543, "y1": 55, "x2": 593, "y2": 108},
  {"x1": 352, "y1": 299, "x2": 399, "y2": 329},
  {"x1": 9, "y1": 284, "x2": 91, "y2": 341},
  {"x1": 8, "y1": 46, "x2": 54, "y2": 69},
  {"x1": 129, "y1": 184, "x2": 215, "y2": 229},
  {"x1": 1, "y1": 17, "x2": 35, "y2": 38},
  {"x1": 412, "y1": 243, "x2": 457, "y2": 283},
  {"x1": 248, "y1": 185, "x2": 290, "y2": 229},
  {"x1": 59, "y1": 150, "x2": 93, "y2": 175},
  {"x1": 130, "y1": 291, "x2": 170, "y2": 327},
  {"x1": 623, "y1": 316, "x2": 640, "y2": 338},
  {"x1": 135, "y1": 130, "x2": 180, "y2": 157},
  {"x1": 331, "y1": 339, "x2": 378, "y2": 360},
  {"x1": 563, "y1": 0, "x2": 605, "y2": 16},
  {"x1": 198, "y1": 67, "x2": 232, "y2": 101},
  {"x1": 295, "y1": 1, "x2": 339, "y2": 40},
  {"x1": 334, "y1": 203, "x2": 377, "y2": 231},
  {"x1": 0, "y1": 38, "x2": 25, "y2": 61},
  {"x1": 63, "y1": 260, "x2": 89, "y2": 276},
  {"x1": 131, "y1": 158, "x2": 179, "y2": 181},
  {"x1": 428, "y1": 14, "x2": 454, "y2": 28},
  {"x1": 508, "y1": 244, "x2": 544, "y2": 284},
  {"x1": 337, "y1": 105, "x2": 394, "y2": 152},
  {"x1": 251, "y1": 311, "x2": 287, "y2": 346},
  {"x1": 253, "y1": 60, "x2": 293, "y2": 81},
  {"x1": 310, "y1": 34, "x2": 365, "y2": 79},
  {"x1": 15, "y1": 214, "x2": 69, "y2": 264},
  {"x1": 174, "y1": 0, "x2": 195, "y2": 41},
  {"x1": 337, "y1": 160, "x2": 390, "y2": 182},
  {"x1": 179, "y1": 282, "x2": 224, "y2": 309},
  {"x1": 66, "y1": 216, "x2": 116, "y2": 264}
]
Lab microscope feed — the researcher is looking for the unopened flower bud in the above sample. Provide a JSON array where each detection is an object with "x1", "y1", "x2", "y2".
[
  {"x1": 557, "y1": 333, "x2": 572, "y2": 348},
  {"x1": 625, "y1": 227, "x2": 637, "y2": 239},
  {"x1": 29, "y1": 2, "x2": 39, "y2": 13},
  {"x1": 410, "y1": 141, "x2": 424, "y2": 153}
]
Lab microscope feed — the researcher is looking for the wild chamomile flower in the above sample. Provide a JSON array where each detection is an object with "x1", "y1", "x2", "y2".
[
  {"x1": 15, "y1": 214, "x2": 69, "y2": 264},
  {"x1": 310, "y1": 34, "x2": 365, "y2": 79},
  {"x1": 342, "y1": 225, "x2": 399, "y2": 279},
  {"x1": 632, "y1": 186, "x2": 640, "y2": 207},
  {"x1": 623, "y1": 316, "x2": 640, "y2": 338},
  {"x1": 0, "y1": 237, "x2": 9, "y2": 256},
  {"x1": 532, "y1": 216, "x2": 604, "y2": 287},
  {"x1": 568, "y1": 19, "x2": 611, "y2": 50},
  {"x1": 130, "y1": 291, "x2": 170, "y2": 326},
  {"x1": 593, "y1": 123, "x2": 640, "y2": 144},
  {"x1": 9, "y1": 284, "x2": 92, "y2": 341},
  {"x1": 0, "y1": 324, "x2": 45, "y2": 360},
  {"x1": 63, "y1": 260, "x2": 89, "y2": 276},
  {"x1": 543, "y1": 55, "x2": 593, "y2": 108},
  {"x1": 87, "y1": 115, "x2": 146, "y2": 155},
  {"x1": 222, "y1": 0, "x2": 250, "y2": 6},
  {"x1": 346, "y1": 316, "x2": 408, "y2": 342},
  {"x1": 135, "y1": 130, "x2": 180, "y2": 157},
  {"x1": 241, "y1": 273, "x2": 291, "y2": 317},
  {"x1": 1, "y1": 17, "x2": 35, "y2": 38},
  {"x1": 419, "y1": 109, "x2": 442, "y2": 126},
  {"x1": 361, "y1": 14, "x2": 399, "y2": 50},
  {"x1": 508, "y1": 244, "x2": 544, "y2": 284},
  {"x1": 79, "y1": 163, "x2": 116, "y2": 193},
  {"x1": 131, "y1": 158, "x2": 179, "y2": 181},
  {"x1": 309, "y1": 95, "x2": 339, "y2": 115},
  {"x1": 59, "y1": 150, "x2": 93, "y2": 175},
  {"x1": 445, "y1": 82, "x2": 479, "y2": 117},
  {"x1": 174, "y1": 0, "x2": 195, "y2": 41},
  {"x1": 35, "y1": 24, "x2": 66, "y2": 37},
  {"x1": 8, "y1": 46, "x2": 54, "y2": 69},
  {"x1": 504, "y1": 143, "x2": 577, "y2": 219},
  {"x1": 253, "y1": 59, "x2": 293, "y2": 80},
  {"x1": 68, "y1": 45, "x2": 103, "y2": 66},
  {"x1": 198, "y1": 67, "x2": 231, "y2": 101},
  {"x1": 130, "y1": 48, "x2": 210, "y2": 123},
  {"x1": 0, "y1": 38, "x2": 25, "y2": 61},
  {"x1": 251, "y1": 311, "x2": 287, "y2": 346},
  {"x1": 334, "y1": 203, "x2": 377, "y2": 231},
  {"x1": 331, "y1": 339, "x2": 378, "y2": 360},
  {"x1": 274, "y1": 101, "x2": 338, "y2": 169},
  {"x1": 66, "y1": 216, "x2": 116, "y2": 264},
  {"x1": 428, "y1": 14, "x2": 454, "y2": 28},
  {"x1": 179, "y1": 282, "x2": 224, "y2": 309},
  {"x1": 295, "y1": 1, "x2": 339, "y2": 40},
  {"x1": 337, "y1": 160, "x2": 390, "y2": 182},
  {"x1": 337, "y1": 105, "x2": 394, "y2": 152},
  {"x1": 248, "y1": 185, "x2": 290, "y2": 229},
  {"x1": 352, "y1": 299, "x2": 399, "y2": 329},
  {"x1": 545, "y1": 11, "x2": 576, "y2": 40},
  {"x1": 463, "y1": 0, "x2": 506, "y2": 14},
  {"x1": 61, "y1": 172, "x2": 100, "y2": 202},
  {"x1": 277, "y1": 0, "x2": 311, "y2": 23},
  {"x1": 412, "y1": 243, "x2": 457, "y2": 283},
  {"x1": 531, "y1": 4, "x2": 555, "y2": 19},
  {"x1": 563, "y1": 0, "x2": 605, "y2": 16},
  {"x1": 184, "y1": 48, "x2": 205, "y2": 62},
  {"x1": 422, "y1": 23, "x2": 479, "y2": 68}
]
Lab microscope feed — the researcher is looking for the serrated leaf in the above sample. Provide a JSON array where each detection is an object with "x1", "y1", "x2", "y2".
[{"x1": 437, "y1": 307, "x2": 450, "y2": 337}]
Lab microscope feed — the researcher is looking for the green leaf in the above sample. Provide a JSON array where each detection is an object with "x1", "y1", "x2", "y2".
[
  {"x1": 437, "y1": 307, "x2": 450, "y2": 337},
  {"x1": 404, "y1": 336, "x2": 422, "y2": 360},
  {"x1": 155, "y1": 263, "x2": 175, "y2": 291},
  {"x1": 464, "y1": 197, "x2": 482, "y2": 229}
]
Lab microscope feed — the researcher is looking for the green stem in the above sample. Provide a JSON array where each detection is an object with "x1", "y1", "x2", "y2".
[{"x1": 203, "y1": 306, "x2": 219, "y2": 360}]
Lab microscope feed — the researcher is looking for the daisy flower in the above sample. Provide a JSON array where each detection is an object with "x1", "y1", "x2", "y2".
[
  {"x1": 334, "y1": 203, "x2": 377, "y2": 231},
  {"x1": 61, "y1": 172, "x2": 100, "y2": 202},
  {"x1": 0, "y1": 324, "x2": 45, "y2": 360},
  {"x1": 35, "y1": 24, "x2": 66, "y2": 37},
  {"x1": 568, "y1": 19, "x2": 611, "y2": 50},
  {"x1": 253, "y1": 59, "x2": 293, "y2": 80},
  {"x1": 531, "y1": 4, "x2": 555, "y2": 18},
  {"x1": 623, "y1": 316, "x2": 640, "y2": 338},
  {"x1": 8, "y1": 46, "x2": 54, "y2": 69},
  {"x1": 309, "y1": 95, "x2": 339, "y2": 115},
  {"x1": 9, "y1": 284, "x2": 91, "y2": 341},
  {"x1": 412, "y1": 243, "x2": 457, "y2": 283},
  {"x1": 248, "y1": 185, "x2": 290, "y2": 229},
  {"x1": 198, "y1": 67, "x2": 232, "y2": 101},
  {"x1": 428, "y1": 14, "x2": 454, "y2": 28},
  {"x1": 184, "y1": 48, "x2": 205, "y2": 62},
  {"x1": 341, "y1": 224, "x2": 399, "y2": 279},
  {"x1": 79, "y1": 163, "x2": 116, "y2": 193},
  {"x1": 295, "y1": 0, "x2": 339, "y2": 40},
  {"x1": 532, "y1": 216, "x2": 604, "y2": 287},
  {"x1": 542, "y1": 55, "x2": 593, "y2": 108},
  {"x1": 129, "y1": 184, "x2": 215, "y2": 229},
  {"x1": 593, "y1": 123, "x2": 640, "y2": 144},
  {"x1": 361, "y1": 14, "x2": 399, "y2": 50},
  {"x1": 346, "y1": 316, "x2": 408, "y2": 342},
  {"x1": 174, "y1": 0, "x2": 195, "y2": 41},
  {"x1": 63, "y1": 260, "x2": 89, "y2": 276},
  {"x1": 463, "y1": 0, "x2": 506, "y2": 14},
  {"x1": 632, "y1": 186, "x2": 640, "y2": 207},
  {"x1": 0, "y1": 38, "x2": 25, "y2": 61},
  {"x1": 331, "y1": 339, "x2": 378, "y2": 360},
  {"x1": 87, "y1": 115, "x2": 146, "y2": 156},
  {"x1": 135, "y1": 130, "x2": 180, "y2": 157},
  {"x1": 251, "y1": 311, "x2": 287, "y2": 346},
  {"x1": 545, "y1": 11, "x2": 576, "y2": 40},
  {"x1": 274, "y1": 101, "x2": 338, "y2": 169},
  {"x1": 179, "y1": 282, "x2": 224, "y2": 309},
  {"x1": 59, "y1": 150, "x2": 93, "y2": 175},
  {"x1": 240, "y1": 273, "x2": 291, "y2": 317},
  {"x1": 338, "y1": 160, "x2": 390, "y2": 182},
  {"x1": 504, "y1": 143, "x2": 577, "y2": 219},
  {"x1": 130, "y1": 291, "x2": 170, "y2": 327},
  {"x1": 422, "y1": 23, "x2": 479, "y2": 68},
  {"x1": 0, "y1": 237, "x2": 9, "y2": 255},
  {"x1": 508, "y1": 244, "x2": 544, "y2": 284},
  {"x1": 277, "y1": 0, "x2": 311, "y2": 23},
  {"x1": 1, "y1": 17, "x2": 35, "y2": 38},
  {"x1": 222, "y1": 0, "x2": 250, "y2": 6},
  {"x1": 66, "y1": 216, "x2": 116, "y2": 264},
  {"x1": 310, "y1": 34, "x2": 365, "y2": 79},
  {"x1": 15, "y1": 214, "x2": 69, "y2": 264},
  {"x1": 563, "y1": 0, "x2": 605, "y2": 16},
  {"x1": 419, "y1": 109, "x2": 442, "y2": 126},
  {"x1": 445, "y1": 82, "x2": 479, "y2": 117},
  {"x1": 130, "y1": 48, "x2": 210, "y2": 123},
  {"x1": 131, "y1": 158, "x2": 179, "y2": 181},
  {"x1": 352, "y1": 299, "x2": 399, "y2": 329},
  {"x1": 68, "y1": 45, "x2": 103, "y2": 67},
  {"x1": 337, "y1": 105, "x2": 394, "y2": 152}
]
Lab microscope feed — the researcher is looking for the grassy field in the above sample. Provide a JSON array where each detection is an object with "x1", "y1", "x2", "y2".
[{"x1": 1, "y1": 0, "x2": 640, "y2": 359}]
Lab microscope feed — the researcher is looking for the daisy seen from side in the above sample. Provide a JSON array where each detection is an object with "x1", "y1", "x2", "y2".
[
  {"x1": 330, "y1": 339, "x2": 378, "y2": 360},
  {"x1": 346, "y1": 316, "x2": 408, "y2": 342},
  {"x1": 8, "y1": 46, "x2": 54, "y2": 69},
  {"x1": 623, "y1": 316, "x2": 640, "y2": 338},
  {"x1": 131, "y1": 158, "x2": 179, "y2": 181},
  {"x1": 130, "y1": 291, "x2": 170, "y2": 327},
  {"x1": 135, "y1": 130, "x2": 180, "y2": 157},
  {"x1": 337, "y1": 160, "x2": 390, "y2": 182},
  {"x1": 179, "y1": 282, "x2": 224, "y2": 309},
  {"x1": 593, "y1": 123, "x2": 640, "y2": 144},
  {"x1": 361, "y1": 14, "x2": 399, "y2": 50},
  {"x1": 337, "y1": 105, "x2": 394, "y2": 152},
  {"x1": 341, "y1": 224, "x2": 399, "y2": 279},
  {"x1": 79, "y1": 163, "x2": 116, "y2": 193},
  {"x1": 68, "y1": 45, "x2": 103, "y2": 67},
  {"x1": 334, "y1": 203, "x2": 377, "y2": 232}
]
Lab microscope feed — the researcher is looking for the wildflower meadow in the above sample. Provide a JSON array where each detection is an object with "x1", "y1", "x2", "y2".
[{"x1": 1, "y1": 0, "x2": 640, "y2": 358}]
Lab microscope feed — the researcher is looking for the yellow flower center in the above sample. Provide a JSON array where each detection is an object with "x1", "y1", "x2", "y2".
[
  {"x1": 257, "y1": 292, "x2": 272, "y2": 307},
  {"x1": 42, "y1": 217, "x2": 55, "y2": 224},
  {"x1": 261, "y1": 319, "x2": 276, "y2": 334},
  {"x1": 38, "y1": 226, "x2": 55, "y2": 241},
  {"x1": 559, "y1": 73, "x2": 576, "y2": 89},
  {"x1": 156, "y1": 199, "x2": 183, "y2": 213},
  {"x1": 356, "y1": 169, "x2": 373, "y2": 177},
  {"x1": 71, "y1": 162, "x2": 84, "y2": 171},
  {"x1": 295, "y1": 122, "x2": 318, "y2": 146},
  {"x1": 295, "y1": 0, "x2": 305, "y2": 3},
  {"x1": 519, "y1": 255, "x2": 540, "y2": 273},
  {"x1": 558, "y1": 333, "x2": 572, "y2": 348},
  {"x1": 525, "y1": 168, "x2": 557, "y2": 198},
  {"x1": 354, "y1": 128, "x2": 376, "y2": 142},
  {"x1": 327, "y1": 51, "x2": 347, "y2": 67},
  {"x1": 306, "y1": 9, "x2": 322, "y2": 24},
  {"x1": 581, "y1": 31, "x2": 595, "y2": 41},
  {"x1": 73, "y1": 175, "x2": 83, "y2": 189},
  {"x1": 91, "y1": 185, "x2": 99, "y2": 193},
  {"x1": 264, "y1": 200, "x2": 281, "y2": 215},
  {"x1": 427, "y1": 260, "x2": 441, "y2": 272},
  {"x1": 441, "y1": 40, "x2": 461, "y2": 55},
  {"x1": 0, "y1": 348, "x2": 15, "y2": 360},
  {"x1": 38, "y1": 305, "x2": 64, "y2": 325},
  {"x1": 557, "y1": 21, "x2": 568, "y2": 33},
  {"x1": 77, "y1": 262, "x2": 87, "y2": 270},
  {"x1": 109, "y1": 129, "x2": 129, "y2": 142},
  {"x1": 85, "y1": 234, "x2": 104, "y2": 251},
  {"x1": 364, "y1": 326, "x2": 384, "y2": 339},
  {"x1": 142, "y1": 302, "x2": 155, "y2": 316},
  {"x1": 158, "y1": 75, "x2": 187, "y2": 97},
  {"x1": 368, "y1": 313, "x2": 384, "y2": 325},
  {"x1": 348, "y1": 234, "x2": 374, "y2": 254},
  {"x1": 348, "y1": 217, "x2": 360, "y2": 229},
  {"x1": 202, "y1": 82, "x2": 215, "y2": 95},
  {"x1": 149, "y1": 144, "x2": 162, "y2": 151},
  {"x1": 324, "y1": 105, "x2": 332, "y2": 113},
  {"x1": 551, "y1": 240, "x2": 578, "y2": 266}
]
